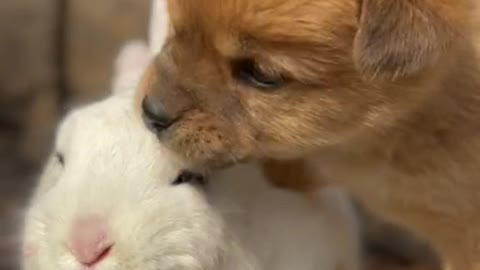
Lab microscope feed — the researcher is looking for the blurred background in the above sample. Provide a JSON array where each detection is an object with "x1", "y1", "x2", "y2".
[{"x1": 0, "y1": 0, "x2": 150, "y2": 268}]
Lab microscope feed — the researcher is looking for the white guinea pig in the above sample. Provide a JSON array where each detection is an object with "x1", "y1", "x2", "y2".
[{"x1": 21, "y1": 42, "x2": 362, "y2": 270}]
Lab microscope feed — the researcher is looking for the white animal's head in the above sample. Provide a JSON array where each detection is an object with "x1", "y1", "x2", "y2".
[
  {"x1": 21, "y1": 42, "x2": 232, "y2": 270},
  {"x1": 22, "y1": 92, "x2": 232, "y2": 270}
]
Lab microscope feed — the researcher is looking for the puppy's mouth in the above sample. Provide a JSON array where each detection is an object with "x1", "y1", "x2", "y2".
[{"x1": 172, "y1": 170, "x2": 209, "y2": 187}]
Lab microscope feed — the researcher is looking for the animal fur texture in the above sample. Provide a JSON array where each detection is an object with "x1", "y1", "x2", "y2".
[
  {"x1": 138, "y1": 0, "x2": 480, "y2": 269},
  {"x1": 21, "y1": 41, "x2": 362, "y2": 270}
]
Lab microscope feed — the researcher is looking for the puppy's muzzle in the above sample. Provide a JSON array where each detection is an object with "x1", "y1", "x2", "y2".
[{"x1": 142, "y1": 95, "x2": 177, "y2": 133}]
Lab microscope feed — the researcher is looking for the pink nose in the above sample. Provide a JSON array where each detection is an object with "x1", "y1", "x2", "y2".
[{"x1": 68, "y1": 215, "x2": 113, "y2": 267}]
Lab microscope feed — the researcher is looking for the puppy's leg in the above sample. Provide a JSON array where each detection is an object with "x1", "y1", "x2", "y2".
[{"x1": 262, "y1": 159, "x2": 443, "y2": 270}]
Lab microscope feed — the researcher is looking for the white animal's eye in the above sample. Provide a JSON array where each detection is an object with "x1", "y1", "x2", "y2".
[
  {"x1": 172, "y1": 171, "x2": 206, "y2": 186},
  {"x1": 54, "y1": 152, "x2": 65, "y2": 166},
  {"x1": 34, "y1": 151, "x2": 65, "y2": 196}
]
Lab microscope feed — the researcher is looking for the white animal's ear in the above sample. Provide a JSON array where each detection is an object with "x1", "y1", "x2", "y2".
[
  {"x1": 111, "y1": 40, "x2": 151, "y2": 95},
  {"x1": 149, "y1": 0, "x2": 170, "y2": 55},
  {"x1": 110, "y1": 0, "x2": 169, "y2": 95}
]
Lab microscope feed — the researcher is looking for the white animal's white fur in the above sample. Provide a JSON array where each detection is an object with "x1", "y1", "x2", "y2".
[
  {"x1": 21, "y1": 40, "x2": 362, "y2": 270},
  {"x1": 149, "y1": 0, "x2": 169, "y2": 54},
  {"x1": 112, "y1": 0, "x2": 169, "y2": 95},
  {"x1": 111, "y1": 40, "x2": 152, "y2": 94}
]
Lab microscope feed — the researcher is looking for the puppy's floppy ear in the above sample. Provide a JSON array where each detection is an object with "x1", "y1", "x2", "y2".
[{"x1": 353, "y1": 0, "x2": 456, "y2": 79}]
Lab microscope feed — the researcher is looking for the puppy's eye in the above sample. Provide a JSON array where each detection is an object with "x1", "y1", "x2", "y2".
[
  {"x1": 54, "y1": 152, "x2": 65, "y2": 166},
  {"x1": 172, "y1": 171, "x2": 206, "y2": 186},
  {"x1": 232, "y1": 59, "x2": 285, "y2": 89}
]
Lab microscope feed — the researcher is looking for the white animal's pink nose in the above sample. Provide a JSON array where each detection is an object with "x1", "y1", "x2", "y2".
[{"x1": 68, "y1": 215, "x2": 113, "y2": 267}]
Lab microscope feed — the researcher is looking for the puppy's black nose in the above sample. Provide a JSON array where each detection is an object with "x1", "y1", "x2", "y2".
[{"x1": 141, "y1": 96, "x2": 176, "y2": 133}]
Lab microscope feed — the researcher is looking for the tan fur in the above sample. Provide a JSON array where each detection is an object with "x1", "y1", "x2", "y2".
[
  {"x1": 261, "y1": 158, "x2": 322, "y2": 192},
  {"x1": 139, "y1": 0, "x2": 480, "y2": 269}
]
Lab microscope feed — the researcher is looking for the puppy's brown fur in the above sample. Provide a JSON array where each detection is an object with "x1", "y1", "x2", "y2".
[{"x1": 139, "y1": 0, "x2": 480, "y2": 268}]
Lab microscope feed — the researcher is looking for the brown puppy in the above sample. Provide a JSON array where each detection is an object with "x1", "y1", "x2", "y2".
[{"x1": 139, "y1": 0, "x2": 480, "y2": 269}]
